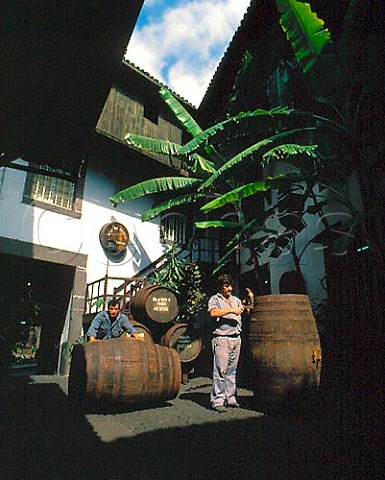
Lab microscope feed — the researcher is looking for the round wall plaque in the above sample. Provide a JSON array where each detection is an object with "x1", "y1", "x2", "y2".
[{"x1": 99, "y1": 222, "x2": 129, "y2": 254}]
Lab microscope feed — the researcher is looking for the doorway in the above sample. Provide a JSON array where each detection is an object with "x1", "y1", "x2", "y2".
[{"x1": 0, "y1": 253, "x2": 74, "y2": 374}]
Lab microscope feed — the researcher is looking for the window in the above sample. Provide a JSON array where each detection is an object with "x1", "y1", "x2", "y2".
[
  {"x1": 160, "y1": 213, "x2": 188, "y2": 246},
  {"x1": 23, "y1": 163, "x2": 84, "y2": 216},
  {"x1": 143, "y1": 100, "x2": 159, "y2": 124}
]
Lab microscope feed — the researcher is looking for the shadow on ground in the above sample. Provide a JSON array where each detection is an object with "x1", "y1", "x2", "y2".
[
  {"x1": 178, "y1": 390, "x2": 257, "y2": 413},
  {"x1": 0, "y1": 371, "x2": 382, "y2": 480}
]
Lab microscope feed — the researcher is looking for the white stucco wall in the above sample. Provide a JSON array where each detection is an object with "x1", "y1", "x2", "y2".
[
  {"x1": 0, "y1": 161, "x2": 166, "y2": 285},
  {"x1": 239, "y1": 163, "x2": 363, "y2": 308}
]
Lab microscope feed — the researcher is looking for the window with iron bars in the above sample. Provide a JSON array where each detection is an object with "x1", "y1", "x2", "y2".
[{"x1": 23, "y1": 164, "x2": 83, "y2": 216}]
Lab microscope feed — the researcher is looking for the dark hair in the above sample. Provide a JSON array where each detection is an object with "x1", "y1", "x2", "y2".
[
  {"x1": 107, "y1": 298, "x2": 121, "y2": 308},
  {"x1": 216, "y1": 274, "x2": 233, "y2": 290}
]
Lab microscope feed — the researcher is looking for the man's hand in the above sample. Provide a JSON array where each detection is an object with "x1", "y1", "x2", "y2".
[
  {"x1": 233, "y1": 306, "x2": 244, "y2": 315},
  {"x1": 132, "y1": 333, "x2": 145, "y2": 342}
]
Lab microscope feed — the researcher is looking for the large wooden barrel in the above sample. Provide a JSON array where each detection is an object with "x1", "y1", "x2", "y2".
[
  {"x1": 68, "y1": 338, "x2": 181, "y2": 405},
  {"x1": 129, "y1": 320, "x2": 153, "y2": 344},
  {"x1": 160, "y1": 323, "x2": 202, "y2": 363},
  {"x1": 248, "y1": 294, "x2": 322, "y2": 412},
  {"x1": 130, "y1": 285, "x2": 179, "y2": 324}
]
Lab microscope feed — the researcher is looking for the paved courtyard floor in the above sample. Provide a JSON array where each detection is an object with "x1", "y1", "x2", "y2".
[{"x1": 0, "y1": 372, "x2": 378, "y2": 480}]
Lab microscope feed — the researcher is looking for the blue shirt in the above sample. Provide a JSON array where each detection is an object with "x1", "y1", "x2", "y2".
[
  {"x1": 86, "y1": 311, "x2": 137, "y2": 340},
  {"x1": 208, "y1": 292, "x2": 242, "y2": 336}
]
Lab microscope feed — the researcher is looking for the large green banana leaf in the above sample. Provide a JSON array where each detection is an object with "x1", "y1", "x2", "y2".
[
  {"x1": 262, "y1": 143, "x2": 318, "y2": 165},
  {"x1": 110, "y1": 177, "x2": 201, "y2": 204},
  {"x1": 178, "y1": 107, "x2": 293, "y2": 155},
  {"x1": 212, "y1": 245, "x2": 240, "y2": 276},
  {"x1": 159, "y1": 88, "x2": 222, "y2": 162},
  {"x1": 200, "y1": 181, "x2": 271, "y2": 214},
  {"x1": 198, "y1": 127, "x2": 316, "y2": 191},
  {"x1": 194, "y1": 220, "x2": 241, "y2": 229},
  {"x1": 225, "y1": 217, "x2": 266, "y2": 250},
  {"x1": 188, "y1": 153, "x2": 217, "y2": 174},
  {"x1": 159, "y1": 87, "x2": 203, "y2": 137},
  {"x1": 142, "y1": 192, "x2": 207, "y2": 222},
  {"x1": 277, "y1": 0, "x2": 332, "y2": 74},
  {"x1": 125, "y1": 133, "x2": 182, "y2": 155}
]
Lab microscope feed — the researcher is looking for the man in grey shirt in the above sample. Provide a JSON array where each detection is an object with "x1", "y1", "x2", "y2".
[{"x1": 208, "y1": 274, "x2": 244, "y2": 412}]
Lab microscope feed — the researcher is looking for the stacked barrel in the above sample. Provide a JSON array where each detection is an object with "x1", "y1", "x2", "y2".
[{"x1": 128, "y1": 285, "x2": 201, "y2": 362}]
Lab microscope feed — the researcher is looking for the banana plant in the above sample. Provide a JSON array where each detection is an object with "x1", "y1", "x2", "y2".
[
  {"x1": 274, "y1": 0, "x2": 384, "y2": 259},
  {"x1": 110, "y1": 83, "x2": 318, "y2": 285},
  {"x1": 196, "y1": 0, "x2": 375, "y2": 277}
]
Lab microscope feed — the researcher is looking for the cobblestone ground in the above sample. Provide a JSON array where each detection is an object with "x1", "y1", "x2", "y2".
[{"x1": 0, "y1": 372, "x2": 378, "y2": 480}]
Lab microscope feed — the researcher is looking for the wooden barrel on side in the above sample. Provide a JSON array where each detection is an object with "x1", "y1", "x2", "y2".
[
  {"x1": 129, "y1": 320, "x2": 153, "y2": 344},
  {"x1": 248, "y1": 294, "x2": 321, "y2": 412},
  {"x1": 130, "y1": 285, "x2": 179, "y2": 325},
  {"x1": 68, "y1": 338, "x2": 181, "y2": 405},
  {"x1": 161, "y1": 323, "x2": 202, "y2": 363}
]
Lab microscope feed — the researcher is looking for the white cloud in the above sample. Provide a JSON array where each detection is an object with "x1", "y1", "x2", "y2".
[
  {"x1": 126, "y1": 0, "x2": 250, "y2": 106},
  {"x1": 167, "y1": 59, "x2": 218, "y2": 106}
]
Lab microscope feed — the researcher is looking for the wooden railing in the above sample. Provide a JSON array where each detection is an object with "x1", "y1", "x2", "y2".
[
  {"x1": 84, "y1": 275, "x2": 147, "y2": 316},
  {"x1": 83, "y1": 240, "x2": 217, "y2": 319}
]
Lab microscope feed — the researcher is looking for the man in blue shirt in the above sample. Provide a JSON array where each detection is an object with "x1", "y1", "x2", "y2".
[
  {"x1": 87, "y1": 299, "x2": 142, "y2": 342},
  {"x1": 208, "y1": 274, "x2": 244, "y2": 412}
]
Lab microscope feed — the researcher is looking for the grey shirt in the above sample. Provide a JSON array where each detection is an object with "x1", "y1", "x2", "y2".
[{"x1": 208, "y1": 292, "x2": 242, "y2": 336}]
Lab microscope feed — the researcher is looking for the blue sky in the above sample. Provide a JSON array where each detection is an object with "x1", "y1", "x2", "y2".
[{"x1": 125, "y1": 0, "x2": 250, "y2": 107}]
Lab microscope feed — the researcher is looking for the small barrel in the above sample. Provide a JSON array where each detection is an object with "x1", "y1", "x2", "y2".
[
  {"x1": 130, "y1": 285, "x2": 179, "y2": 324},
  {"x1": 248, "y1": 294, "x2": 321, "y2": 412},
  {"x1": 68, "y1": 338, "x2": 181, "y2": 405},
  {"x1": 161, "y1": 323, "x2": 202, "y2": 363}
]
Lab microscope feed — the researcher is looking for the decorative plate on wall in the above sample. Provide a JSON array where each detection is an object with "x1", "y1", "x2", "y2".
[{"x1": 99, "y1": 222, "x2": 129, "y2": 254}]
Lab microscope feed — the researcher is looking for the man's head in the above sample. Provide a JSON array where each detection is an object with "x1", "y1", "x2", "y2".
[
  {"x1": 107, "y1": 299, "x2": 121, "y2": 318},
  {"x1": 216, "y1": 274, "x2": 234, "y2": 299}
]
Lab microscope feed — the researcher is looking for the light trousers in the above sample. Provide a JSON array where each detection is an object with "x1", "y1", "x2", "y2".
[{"x1": 210, "y1": 336, "x2": 241, "y2": 407}]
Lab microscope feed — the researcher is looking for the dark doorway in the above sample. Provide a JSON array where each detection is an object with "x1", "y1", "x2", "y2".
[{"x1": 0, "y1": 253, "x2": 74, "y2": 374}]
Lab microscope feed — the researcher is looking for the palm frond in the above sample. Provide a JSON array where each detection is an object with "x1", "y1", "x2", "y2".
[
  {"x1": 110, "y1": 177, "x2": 201, "y2": 204},
  {"x1": 277, "y1": 0, "x2": 332, "y2": 73},
  {"x1": 159, "y1": 88, "x2": 203, "y2": 137},
  {"x1": 142, "y1": 192, "x2": 207, "y2": 221},
  {"x1": 125, "y1": 133, "x2": 182, "y2": 156}
]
